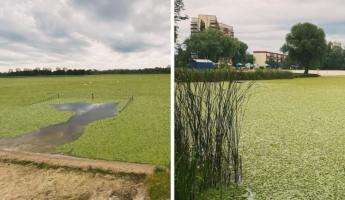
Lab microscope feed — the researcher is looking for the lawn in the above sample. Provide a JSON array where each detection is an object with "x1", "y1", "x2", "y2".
[
  {"x1": 0, "y1": 74, "x2": 170, "y2": 165},
  {"x1": 242, "y1": 76, "x2": 345, "y2": 199}
]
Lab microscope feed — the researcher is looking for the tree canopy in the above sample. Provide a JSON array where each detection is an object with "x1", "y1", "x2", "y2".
[
  {"x1": 281, "y1": 22, "x2": 327, "y2": 69},
  {"x1": 232, "y1": 41, "x2": 248, "y2": 64},
  {"x1": 181, "y1": 29, "x2": 247, "y2": 65},
  {"x1": 321, "y1": 42, "x2": 345, "y2": 69},
  {"x1": 200, "y1": 20, "x2": 206, "y2": 32}
]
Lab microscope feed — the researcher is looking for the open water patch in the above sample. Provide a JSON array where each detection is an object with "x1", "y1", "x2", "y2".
[{"x1": 0, "y1": 102, "x2": 117, "y2": 153}]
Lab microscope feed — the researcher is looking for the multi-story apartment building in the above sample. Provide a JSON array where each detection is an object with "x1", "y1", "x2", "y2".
[
  {"x1": 218, "y1": 23, "x2": 234, "y2": 37},
  {"x1": 253, "y1": 51, "x2": 287, "y2": 67},
  {"x1": 191, "y1": 15, "x2": 234, "y2": 37}
]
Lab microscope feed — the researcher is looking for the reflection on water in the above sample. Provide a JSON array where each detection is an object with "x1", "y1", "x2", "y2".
[{"x1": 0, "y1": 102, "x2": 117, "y2": 153}]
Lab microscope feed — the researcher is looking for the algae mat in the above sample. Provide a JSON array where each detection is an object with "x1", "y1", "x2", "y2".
[
  {"x1": 0, "y1": 74, "x2": 170, "y2": 165},
  {"x1": 242, "y1": 76, "x2": 345, "y2": 199}
]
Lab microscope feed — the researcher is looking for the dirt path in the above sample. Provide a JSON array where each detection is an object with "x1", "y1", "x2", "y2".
[
  {"x1": 0, "y1": 150, "x2": 157, "y2": 200},
  {"x1": 288, "y1": 70, "x2": 345, "y2": 76},
  {"x1": 0, "y1": 150, "x2": 156, "y2": 175}
]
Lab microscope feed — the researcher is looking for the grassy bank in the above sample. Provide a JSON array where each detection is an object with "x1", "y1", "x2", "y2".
[
  {"x1": 242, "y1": 76, "x2": 345, "y2": 198},
  {"x1": 0, "y1": 74, "x2": 170, "y2": 165},
  {"x1": 146, "y1": 168, "x2": 170, "y2": 200}
]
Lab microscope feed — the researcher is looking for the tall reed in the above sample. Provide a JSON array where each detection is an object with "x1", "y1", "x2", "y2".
[{"x1": 175, "y1": 73, "x2": 253, "y2": 199}]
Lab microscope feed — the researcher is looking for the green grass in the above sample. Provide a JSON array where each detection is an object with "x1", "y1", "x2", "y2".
[
  {"x1": 0, "y1": 74, "x2": 170, "y2": 165},
  {"x1": 242, "y1": 76, "x2": 345, "y2": 199},
  {"x1": 146, "y1": 167, "x2": 170, "y2": 200}
]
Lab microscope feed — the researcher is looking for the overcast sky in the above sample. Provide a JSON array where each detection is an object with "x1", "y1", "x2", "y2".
[
  {"x1": 178, "y1": 0, "x2": 345, "y2": 53},
  {"x1": 0, "y1": 0, "x2": 170, "y2": 72}
]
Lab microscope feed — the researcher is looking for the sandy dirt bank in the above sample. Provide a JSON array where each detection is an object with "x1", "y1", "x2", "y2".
[
  {"x1": 0, "y1": 162, "x2": 148, "y2": 200},
  {"x1": 288, "y1": 70, "x2": 345, "y2": 76},
  {"x1": 0, "y1": 150, "x2": 157, "y2": 200}
]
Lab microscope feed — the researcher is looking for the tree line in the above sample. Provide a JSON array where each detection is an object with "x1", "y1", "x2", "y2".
[
  {"x1": 176, "y1": 20, "x2": 345, "y2": 72},
  {"x1": 0, "y1": 67, "x2": 170, "y2": 77},
  {"x1": 321, "y1": 42, "x2": 345, "y2": 70}
]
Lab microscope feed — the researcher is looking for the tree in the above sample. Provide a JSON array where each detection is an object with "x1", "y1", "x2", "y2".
[
  {"x1": 281, "y1": 22, "x2": 327, "y2": 74},
  {"x1": 200, "y1": 20, "x2": 206, "y2": 32},
  {"x1": 280, "y1": 55, "x2": 294, "y2": 69},
  {"x1": 175, "y1": 44, "x2": 190, "y2": 68},
  {"x1": 246, "y1": 53, "x2": 254, "y2": 64},
  {"x1": 232, "y1": 40, "x2": 248, "y2": 65},
  {"x1": 174, "y1": 0, "x2": 188, "y2": 43},
  {"x1": 266, "y1": 57, "x2": 279, "y2": 69},
  {"x1": 322, "y1": 42, "x2": 345, "y2": 70},
  {"x1": 184, "y1": 29, "x2": 242, "y2": 63}
]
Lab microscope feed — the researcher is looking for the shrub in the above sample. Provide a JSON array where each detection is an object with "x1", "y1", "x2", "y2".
[
  {"x1": 293, "y1": 73, "x2": 320, "y2": 78},
  {"x1": 175, "y1": 68, "x2": 295, "y2": 82}
]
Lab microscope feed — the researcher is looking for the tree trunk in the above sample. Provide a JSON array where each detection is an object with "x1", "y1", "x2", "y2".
[{"x1": 304, "y1": 66, "x2": 309, "y2": 74}]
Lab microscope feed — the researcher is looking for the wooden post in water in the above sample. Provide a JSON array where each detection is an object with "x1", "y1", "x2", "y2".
[{"x1": 91, "y1": 93, "x2": 94, "y2": 101}]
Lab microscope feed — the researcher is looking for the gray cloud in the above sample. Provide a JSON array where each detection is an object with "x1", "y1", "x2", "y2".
[
  {"x1": 0, "y1": 0, "x2": 170, "y2": 71},
  {"x1": 110, "y1": 39, "x2": 149, "y2": 53},
  {"x1": 178, "y1": 0, "x2": 345, "y2": 53},
  {"x1": 70, "y1": 0, "x2": 132, "y2": 21}
]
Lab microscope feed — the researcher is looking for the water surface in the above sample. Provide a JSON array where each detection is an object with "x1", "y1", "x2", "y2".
[{"x1": 0, "y1": 102, "x2": 117, "y2": 153}]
